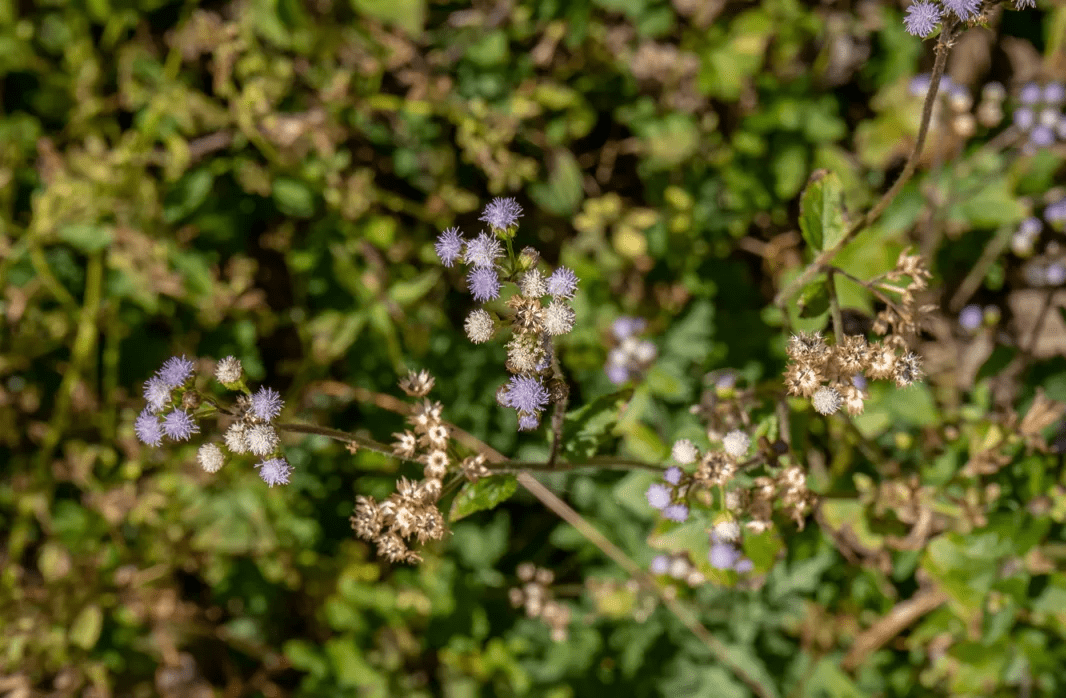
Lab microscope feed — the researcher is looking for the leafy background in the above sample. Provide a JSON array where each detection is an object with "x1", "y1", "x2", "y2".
[{"x1": 2, "y1": 0, "x2": 1066, "y2": 695}]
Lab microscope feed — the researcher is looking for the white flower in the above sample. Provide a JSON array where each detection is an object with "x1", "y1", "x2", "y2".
[
  {"x1": 464, "y1": 309, "x2": 495, "y2": 344},
  {"x1": 224, "y1": 423, "x2": 249, "y2": 454},
  {"x1": 520, "y1": 269, "x2": 548, "y2": 297},
  {"x1": 671, "y1": 439, "x2": 699, "y2": 465},
  {"x1": 245, "y1": 424, "x2": 279, "y2": 456},
  {"x1": 197, "y1": 443, "x2": 226, "y2": 473},
  {"x1": 713, "y1": 520, "x2": 741, "y2": 542},
  {"x1": 543, "y1": 301, "x2": 575, "y2": 336},
  {"x1": 812, "y1": 386, "x2": 842, "y2": 415},
  {"x1": 722, "y1": 430, "x2": 750, "y2": 459},
  {"x1": 215, "y1": 356, "x2": 243, "y2": 384}
]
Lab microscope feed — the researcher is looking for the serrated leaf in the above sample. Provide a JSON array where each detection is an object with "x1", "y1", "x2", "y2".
[
  {"x1": 798, "y1": 169, "x2": 846, "y2": 253},
  {"x1": 449, "y1": 475, "x2": 518, "y2": 522},
  {"x1": 561, "y1": 388, "x2": 633, "y2": 460},
  {"x1": 797, "y1": 281, "x2": 829, "y2": 318}
]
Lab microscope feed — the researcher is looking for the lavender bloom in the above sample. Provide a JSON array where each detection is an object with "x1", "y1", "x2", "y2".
[
  {"x1": 908, "y1": 74, "x2": 932, "y2": 98},
  {"x1": 250, "y1": 386, "x2": 284, "y2": 422},
  {"x1": 734, "y1": 558, "x2": 754, "y2": 574},
  {"x1": 468, "y1": 267, "x2": 501, "y2": 302},
  {"x1": 709, "y1": 542, "x2": 741, "y2": 570},
  {"x1": 1020, "y1": 82, "x2": 1042, "y2": 104},
  {"x1": 1045, "y1": 82, "x2": 1065, "y2": 104},
  {"x1": 143, "y1": 377, "x2": 171, "y2": 413},
  {"x1": 664, "y1": 466, "x2": 683, "y2": 485},
  {"x1": 650, "y1": 555, "x2": 670, "y2": 575},
  {"x1": 135, "y1": 409, "x2": 164, "y2": 446},
  {"x1": 464, "y1": 232, "x2": 503, "y2": 268},
  {"x1": 1047, "y1": 263, "x2": 1066, "y2": 286},
  {"x1": 504, "y1": 376, "x2": 550, "y2": 414},
  {"x1": 161, "y1": 409, "x2": 200, "y2": 441},
  {"x1": 611, "y1": 316, "x2": 647, "y2": 341},
  {"x1": 904, "y1": 1, "x2": 940, "y2": 37},
  {"x1": 518, "y1": 413, "x2": 541, "y2": 431},
  {"x1": 605, "y1": 362, "x2": 629, "y2": 385},
  {"x1": 157, "y1": 355, "x2": 194, "y2": 388},
  {"x1": 646, "y1": 483, "x2": 671, "y2": 510},
  {"x1": 1046, "y1": 198, "x2": 1066, "y2": 223},
  {"x1": 851, "y1": 374, "x2": 868, "y2": 391},
  {"x1": 942, "y1": 0, "x2": 980, "y2": 19},
  {"x1": 479, "y1": 197, "x2": 523, "y2": 231},
  {"x1": 546, "y1": 267, "x2": 579, "y2": 299},
  {"x1": 435, "y1": 226, "x2": 465, "y2": 267},
  {"x1": 959, "y1": 304, "x2": 984, "y2": 331},
  {"x1": 1014, "y1": 107, "x2": 1035, "y2": 130},
  {"x1": 1030, "y1": 126, "x2": 1056, "y2": 148},
  {"x1": 1020, "y1": 217, "x2": 1043, "y2": 237},
  {"x1": 256, "y1": 458, "x2": 292, "y2": 487},
  {"x1": 663, "y1": 504, "x2": 689, "y2": 522}
]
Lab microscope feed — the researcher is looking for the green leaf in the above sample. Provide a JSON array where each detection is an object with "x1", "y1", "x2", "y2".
[
  {"x1": 529, "y1": 149, "x2": 584, "y2": 216},
  {"x1": 163, "y1": 168, "x2": 214, "y2": 224},
  {"x1": 272, "y1": 177, "x2": 316, "y2": 218},
  {"x1": 798, "y1": 169, "x2": 846, "y2": 253},
  {"x1": 57, "y1": 223, "x2": 113, "y2": 254},
  {"x1": 350, "y1": 0, "x2": 425, "y2": 35},
  {"x1": 561, "y1": 388, "x2": 633, "y2": 460},
  {"x1": 449, "y1": 475, "x2": 518, "y2": 522},
  {"x1": 797, "y1": 281, "x2": 829, "y2": 318},
  {"x1": 69, "y1": 604, "x2": 103, "y2": 650}
]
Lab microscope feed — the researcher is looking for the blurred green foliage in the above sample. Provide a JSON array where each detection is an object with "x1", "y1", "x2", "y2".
[{"x1": 2, "y1": 0, "x2": 1066, "y2": 695}]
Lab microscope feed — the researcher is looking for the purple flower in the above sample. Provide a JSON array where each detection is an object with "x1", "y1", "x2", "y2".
[
  {"x1": 605, "y1": 362, "x2": 629, "y2": 385},
  {"x1": 1030, "y1": 126, "x2": 1055, "y2": 148},
  {"x1": 1044, "y1": 82, "x2": 1064, "y2": 104},
  {"x1": 909, "y1": 74, "x2": 932, "y2": 98},
  {"x1": 650, "y1": 555, "x2": 670, "y2": 575},
  {"x1": 1014, "y1": 107, "x2": 1034, "y2": 130},
  {"x1": 135, "y1": 409, "x2": 164, "y2": 446},
  {"x1": 157, "y1": 355, "x2": 194, "y2": 388},
  {"x1": 435, "y1": 227, "x2": 465, "y2": 267},
  {"x1": 161, "y1": 409, "x2": 200, "y2": 441},
  {"x1": 479, "y1": 197, "x2": 523, "y2": 231},
  {"x1": 851, "y1": 374, "x2": 867, "y2": 391},
  {"x1": 464, "y1": 232, "x2": 503, "y2": 268},
  {"x1": 663, "y1": 504, "x2": 689, "y2": 522},
  {"x1": 143, "y1": 377, "x2": 171, "y2": 413},
  {"x1": 959, "y1": 304, "x2": 983, "y2": 331},
  {"x1": 504, "y1": 376, "x2": 550, "y2": 414},
  {"x1": 664, "y1": 466, "x2": 683, "y2": 485},
  {"x1": 518, "y1": 413, "x2": 541, "y2": 431},
  {"x1": 903, "y1": 1, "x2": 940, "y2": 37},
  {"x1": 646, "y1": 483, "x2": 671, "y2": 510},
  {"x1": 546, "y1": 267, "x2": 579, "y2": 299},
  {"x1": 1020, "y1": 82, "x2": 1042, "y2": 104},
  {"x1": 1046, "y1": 198, "x2": 1066, "y2": 223},
  {"x1": 1047, "y1": 263, "x2": 1066, "y2": 286},
  {"x1": 250, "y1": 386, "x2": 284, "y2": 422},
  {"x1": 942, "y1": 0, "x2": 980, "y2": 19},
  {"x1": 1019, "y1": 216, "x2": 1043, "y2": 237},
  {"x1": 468, "y1": 267, "x2": 501, "y2": 302},
  {"x1": 611, "y1": 316, "x2": 647, "y2": 341},
  {"x1": 709, "y1": 542, "x2": 741, "y2": 570},
  {"x1": 256, "y1": 458, "x2": 292, "y2": 487},
  {"x1": 734, "y1": 558, "x2": 754, "y2": 574}
]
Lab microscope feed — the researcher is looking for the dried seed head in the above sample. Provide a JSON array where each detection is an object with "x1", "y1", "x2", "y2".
[
  {"x1": 423, "y1": 450, "x2": 449, "y2": 479},
  {"x1": 351, "y1": 496, "x2": 383, "y2": 540},
  {"x1": 399, "y1": 370, "x2": 436, "y2": 397},
  {"x1": 866, "y1": 343, "x2": 897, "y2": 380},
  {"x1": 509, "y1": 296, "x2": 546, "y2": 335},
  {"x1": 393, "y1": 431, "x2": 418, "y2": 458},
  {"x1": 894, "y1": 351, "x2": 924, "y2": 387}
]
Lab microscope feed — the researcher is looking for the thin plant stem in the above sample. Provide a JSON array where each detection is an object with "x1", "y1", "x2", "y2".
[
  {"x1": 826, "y1": 268, "x2": 844, "y2": 345},
  {"x1": 773, "y1": 21, "x2": 957, "y2": 310}
]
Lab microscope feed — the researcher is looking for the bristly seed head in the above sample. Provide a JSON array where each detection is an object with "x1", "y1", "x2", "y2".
[
  {"x1": 399, "y1": 370, "x2": 436, "y2": 398},
  {"x1": 812, "y1": 386, "x2": 843, "y2": 415}
]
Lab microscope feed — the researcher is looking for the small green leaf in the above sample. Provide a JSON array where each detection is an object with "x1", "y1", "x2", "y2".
[
  {"x1": 272, "y1": 177, "x2": 316, "y2": 218},
  {"x1": 798, "y1": 169, "x2": 846, "y2": 253},
  {"x1": 69, "y1": 604, "x2": 103, "y2": 650},
  {"x1": 449, "y1": 475, "x2": 518, "y2": 522},
  {"x1": 561, "y1": 388, "x2": 633, "y2": 460},
  {"x1": 797, "y1": 281, "x2": 829, "y2": 318},
  {"x1": 57, "y1": 223, "x2": 113, "y2": 254}
]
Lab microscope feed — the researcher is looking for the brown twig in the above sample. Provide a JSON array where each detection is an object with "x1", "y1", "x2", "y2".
[
  {"x1": 773, "y1": 21, "x2": 958, "y2": 310},
  {"x1": 841, "y1": 586, "x2": 949, "y2": 672}
]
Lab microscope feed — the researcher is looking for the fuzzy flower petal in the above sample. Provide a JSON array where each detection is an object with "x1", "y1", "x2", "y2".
[
  {"x1": 663, "y1": 504, "x2": 689, "y2": 522},
  {"x1": 143, "y1": 377, "x2": 171, "y2": 414},
  {"x1": 709, "y1": 542, "x2": 741, "y2": 570},
  {"x1": 464, "y1": 232, "x2": 503, "y2": 268},
  {"x1": 546, "y1": 267, "x2": 579, "y2": 299},
  {"x1": 161, "y1": 409, "x2": 200, "y2": 441},
  {"x1": 435, "y1": 226, "x2": 465, "y2": 267},
  {"x1": 256, "y1": 458, "x2": 292, "y2": 487},
  {"x1": 468, "y1": 267, "x2": 501, "y2": 302},
  {"x1": 479, "y1": 197, "x2": 523, "y2": 231},
  {"x1": 903, "y1": 1, "x2": 941, "y2": 37},
  {"x1": 664, "y1": 466, "x2": 684, "y2": 485},
  {"x1": 250, "y1": 386, "x2": 284, "y2": 422},
  {"x1": 942, "y1": 0, "x2": 980, "y2": 19},
  {"x1": 135, "y1": 409, "x2": 164, "y2": 446},
  {"x1": 646, "y1": 483, "x2": 671, "y2": 510},
  {"x1": 503, "y1": 376, "x2": 550, "y2": 414},
  {"x1": 157, "y1": 355, "x2": 195, "y2": 388}
]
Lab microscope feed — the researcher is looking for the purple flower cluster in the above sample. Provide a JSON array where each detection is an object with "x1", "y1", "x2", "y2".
[
  {"x1": 501, "y1": 375, "x2": 550, "y2": 431},
  {"x1": 708, "y1": 530, "x2": 753, "y2": 573},
  {"x1": 134, "y1": 354, "x2": 292, "y2": 488},
  {"x1": 135, "y1": 354, "x2": 203, "y2": 447},
  {"x1": 645, "y1": 469, "x2": 689, "y2": 523},
  {"x1": 606, "y1": 317, "x2": 657, "y2": 385},
  {"x1": 1011, "y1": 82, "x2": 1066, "y2": 152}
]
